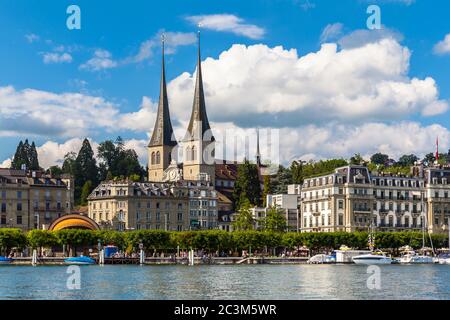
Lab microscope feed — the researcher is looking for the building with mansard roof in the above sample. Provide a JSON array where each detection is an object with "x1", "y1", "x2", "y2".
[{"x1": 298, "y1": 164, "x2": 450, "y2": 234}]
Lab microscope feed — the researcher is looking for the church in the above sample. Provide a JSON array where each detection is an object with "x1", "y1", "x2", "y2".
[
  {"x1": 147, "y1": 32, "x2": 216, "y2": 186},
  {"x1": 88, "y1": 33, "x2": 230, "y2": 232}
]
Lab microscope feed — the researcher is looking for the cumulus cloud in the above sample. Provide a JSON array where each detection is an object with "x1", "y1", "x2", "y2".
[
  {"x1": 434, "y1": 34, "x2": 450, "y2": 55},
  {"x1": 186, "y1": 14, "x2": 265, "y2": 40},
  {"x1": 42, "y1": 52, "x2": 73, "y2": 64},
  {"x1": 80, "y1": 49, "x2": 118, "y2": 71},
  {"x1": 0, "y1": 86, "x2": 157, "y2": 138},
  {"x1": 168, "y1": 40, "x2": 448, "y2": 128},
  {"x1": 279, "y1": 122, "x2": 449, "y2": 163}
]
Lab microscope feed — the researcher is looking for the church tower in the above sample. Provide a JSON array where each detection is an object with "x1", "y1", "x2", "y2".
[
  {"x1": 183, "y1": 31, "x2": 216, "y2": 184},
  {"x1": 148, "y1": 35, "x2": 178, "y2": 182}
]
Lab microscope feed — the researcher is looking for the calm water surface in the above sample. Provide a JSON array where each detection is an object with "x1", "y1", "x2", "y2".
[{"x1": 0, "y1": 264, "x2": 449, "y2": 300}]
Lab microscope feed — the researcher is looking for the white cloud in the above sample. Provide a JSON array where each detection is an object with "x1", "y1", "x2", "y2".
[
  {"x1": 0, "y1": 86, "x2": 157, "y2": 138},
  {"x1": 116, "y1": 96, "x2": 158, "y2": 132},
  {"x1": 338, "y1": 28, "x2": 404, "y2": 49},
  {"x1": 0, "y1": 159, "x2": 11, "y2": 168},
  {"x1": 42, "y1": 52, "x2": 73, "y2": 64},
  {"x1": 168, "y1": 40, "x2": 448, "y2": 128},
  {"x1": 186, "y1": 14, "x2": 265, "y2": 40},
  {"x1": 25, "y1": 33, "x2": 40, "y2": 43},
  {"x1": 320, "y1": 23, "x2": 344, "y2": 43},
  {"x1": 80, "y1": 49, "x2": 118, "y2": 71},
  {"x1": 434, "y1": 34, "x2": 450, "y2": 55},
  {"x1": 279, "y1": 122, "x2": 449, "y2": 163},
  {"x1": 125, "y1": 32, "x2": 197, "y2": 64}
]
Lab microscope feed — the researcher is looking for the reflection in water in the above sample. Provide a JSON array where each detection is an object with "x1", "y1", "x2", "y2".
[{"x1": 0, "y1": 265, "x2": 448, "y2": 300}]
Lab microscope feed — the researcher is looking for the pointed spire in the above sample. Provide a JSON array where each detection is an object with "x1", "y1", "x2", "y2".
[
  {"x1": 149, "y1": 34, "x2": 177, "y2": 147},
  {"x1": 256, "y1": 128, "x2": 262, "y2": 167},
  {"x1": 185, "y1": 30, "x2": 214, "y2": 142}
]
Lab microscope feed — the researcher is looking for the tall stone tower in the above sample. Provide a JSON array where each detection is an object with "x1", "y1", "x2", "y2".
[
  {"x1": 183, "y1": 32, "x2": 215, "y2": 184},
  {"x1": 148, "y1": 36, "x2": 178, "y2": 182}
]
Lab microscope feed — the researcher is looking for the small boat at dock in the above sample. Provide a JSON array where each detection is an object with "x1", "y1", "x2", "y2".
[
  {"x1": 352, "y1": 252, "x2": 393, "y2": 265},
  {"x1": 64, "y1": 256, "x2": 96, "y2": 265},
  {"x1": 0, "y1": 256, "x2": 13, "y2": 264}
]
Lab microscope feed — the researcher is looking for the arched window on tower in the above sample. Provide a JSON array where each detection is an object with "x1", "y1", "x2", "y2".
[
  {"x1": 192, "y1": 146, "x2": 197, "y2": 162},
  {"x1": 151, "y1": 152, "x2": 156, "y2": 165},
  {"x1": 156, "y1": 151, "x2": 161, "y2": 164}
]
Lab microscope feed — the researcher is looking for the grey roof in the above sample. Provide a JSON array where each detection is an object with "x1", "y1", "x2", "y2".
[
  {"x1": 185, "y1": 33, "x2": 214, "y2": 142},
  {"x1": 149, "y1": 40, "x2": 177, "y2": 148}
]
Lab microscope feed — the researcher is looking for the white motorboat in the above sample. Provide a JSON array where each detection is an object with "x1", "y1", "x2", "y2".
[
  {"x1": 308, "y1": 254, "x2": 335, "y2": 264},
  {"x1": 399, "y1": 251, "x2": 434, "y2": 264},
  {"x1": 352, "y1": 252, "x2": 393, "y2": 265},
  {"x1": 437, "y1": 254, "x2": 450, "y2": 265}
]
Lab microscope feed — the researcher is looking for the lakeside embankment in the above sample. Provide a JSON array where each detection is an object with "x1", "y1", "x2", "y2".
[
  {"x1": 9, "y1": 256, "x2": 309, "y2": 266},
  {"x1": 1, "y1": 229, "x2": 448, "y2": 263}
]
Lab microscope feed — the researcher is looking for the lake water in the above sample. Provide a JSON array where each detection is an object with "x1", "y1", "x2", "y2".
[{"x1": 0, "y1": 264, "x2": 449, "y2": 300}]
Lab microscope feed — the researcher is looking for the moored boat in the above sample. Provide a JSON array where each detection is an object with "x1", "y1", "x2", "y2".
[
  {"x1": 399, "y1": 250, "x2": 434, "y2": 264},
  {"x1": 64, "y1": 256, "x2": 96, "y2": 265},
  {"x1": 308, "y1": 253, "x2": 336, "y2": 264},
  {"x1": 437, "y1": 253, "x2": 450, "y2": 265},
  {"x1": 0, "y1": 256, "x2": 13, "y2": 264},
  {"x1": 352, "y1": 252, "x2": 393, "y2": 265}
]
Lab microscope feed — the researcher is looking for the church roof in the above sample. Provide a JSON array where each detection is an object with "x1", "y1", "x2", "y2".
[
  {"x1": 185, "y1": 32, "x2": 214, "y2": 142},
  {"x1": 149, "y1": 38, "x2": 177, "y2": 148}
]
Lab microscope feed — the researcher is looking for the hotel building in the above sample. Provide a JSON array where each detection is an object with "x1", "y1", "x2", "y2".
[{"x1": 298, "y1": 164, "x2": 450, "y2": 234}]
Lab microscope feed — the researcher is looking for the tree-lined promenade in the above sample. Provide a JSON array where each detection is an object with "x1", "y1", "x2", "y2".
[{"x1": 0, "y1": 229, "x2": 448, "y2": 257}]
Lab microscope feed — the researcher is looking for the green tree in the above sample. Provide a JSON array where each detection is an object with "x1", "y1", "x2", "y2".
[
  {"x1": 370, "y1": 153, "x2": 389, "y2": 165},
  {"x1": 29, "y1": 141, "x2": 40, "y2": 170},
  {"x1": 27, "y1": 230, "x2": 59, "y2": 249},
  {"x1": 46, "y1": 166, "x2": 63, "y2": 176},
  {"x1": 350, "y1": 153, "x2": 366, "y2": 165},
  {"x1": 11, "y1": 140, "x2": 40, "y2": 170},
  {"x1": 232, "y1": 159, "x2": 261, "y2": 209},
  {"x1": 262, "y1": 207, "x2": 287, "y2": 232},
  {"x1": 74, "y1": 139, "x2": 99, "y2": 204},
  {"x1": 232, "y1": 198, "x2": 255, "y2": 231},
  {"x1": 62, "y1": 152, "x2": 77, "y2": 175},
  {"x1": 262, "y1": 176, "x2": 273, "y2": 207},
  {"x1": 423, "y1": 153, "x2": 436, "y2": 165},
  {"x1": 80, "y1": 180, "x2": 93, "y2": 206},
  {"x1": 291, "y1": 160, "x2": 304, "y2": 184},
  {"x1": 11, "y1": 141, "x2": 26, "y2": 169},
  {"x1": 98, "y1": 137, "x2": 145, "y2": 181},
  {"x1": 272, "y1": 165, "x2": 293, "y2": 194},
  {"x1": 397, "y1": 154, "x2": 418, "y2": 167}
]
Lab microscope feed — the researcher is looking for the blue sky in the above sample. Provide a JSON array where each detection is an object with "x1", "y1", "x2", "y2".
[{"x1": 1, "y1": 0, "x2": 450, "y2": 168}]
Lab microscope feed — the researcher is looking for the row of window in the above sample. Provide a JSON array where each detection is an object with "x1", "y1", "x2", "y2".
[
  {"x1": 1, "y1": 202, "x2": 23, "y2": 212},
  {"x1": 0, "y1": 215, "x2": 22, "y2": 225},
  {"x1": 190, "y1": 210, "x2": 217, "y2": 217}
]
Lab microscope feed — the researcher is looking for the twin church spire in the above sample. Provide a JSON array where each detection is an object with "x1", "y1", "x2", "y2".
[{"x1": 148, "y1": 31, "x2": 215, "y2": 182}]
